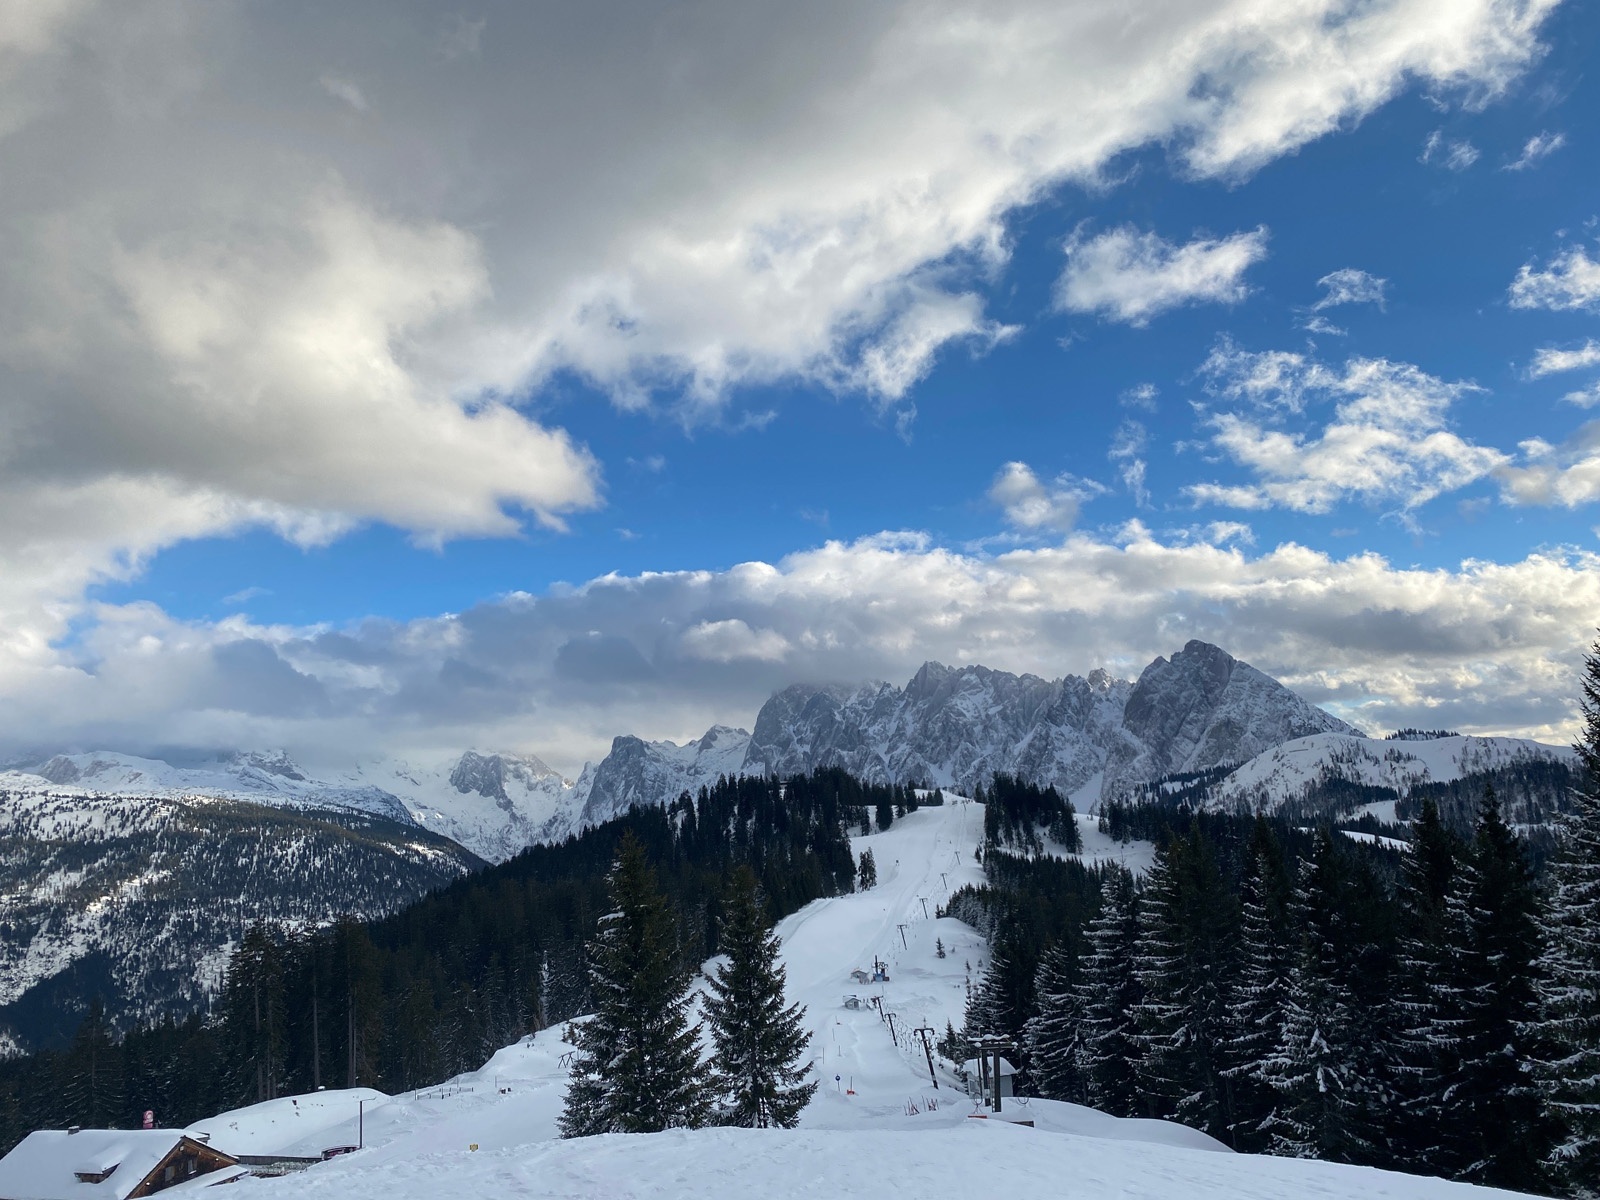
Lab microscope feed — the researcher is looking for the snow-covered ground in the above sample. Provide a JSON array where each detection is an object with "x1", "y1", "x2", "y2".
[
  {"x1": 1211, "y1": 732, "x2": 1572, "y2": 814},
  {"x1": 195, "y1": 801, "x2": 1534, "y2": 1199}
]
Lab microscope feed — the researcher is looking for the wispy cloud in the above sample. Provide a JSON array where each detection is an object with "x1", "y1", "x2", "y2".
[
  {"x1": 1311, "y1": 268, "x2": 1387, "y2": 312},
  {"x1": 1496, "y1": 422, "x2": 1600, "y2": 508},
  {"x1": 1109, "y1": 421, "x2": 1150, "y2": 507},
  {"x1": 1055, "y1": 225, "x2": 1268, "y2": 326},
  {"x1": 1503, "y1": 131, "x2": 1565, "y2": 171},
  {"x1": 1420, "y1": 129, "x2": 1479, "y2": 171},
  {"x1": 318, "y1": 74, "x2": 369, "y2": 111}
]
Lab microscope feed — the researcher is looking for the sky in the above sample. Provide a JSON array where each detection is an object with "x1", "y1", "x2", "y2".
[{"x1": 2, "y1": 0, "x2": 1599, "y2": 775}]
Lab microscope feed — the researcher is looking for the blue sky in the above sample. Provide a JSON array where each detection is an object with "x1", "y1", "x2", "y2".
[{"x1": 3, "y1": 0, "x2": 1598, "y2": 770}]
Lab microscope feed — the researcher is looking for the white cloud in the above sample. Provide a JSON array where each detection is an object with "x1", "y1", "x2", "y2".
[
  {"x1": 1420, "y1": 129, "x2": 1481, "y2": 171},
  {"x1": 1301, "y1": 315, "x2": 1348, "y2": 336},
  {"x1": 0, "y1": 0, "x2": 1565, "y2": 745},
  {"x1": 988, "y1": 462, "x2": 1099, "y2": 532},
  {"x1": 1311, "y1": 268, "x2": 1387, "y2": 311},
  {"x1": 1056, "y1": 225, "x2": 1268, "y2": 326},
  {"x1": 1191, "y1": 346, "x2": 1505, "y2": 516},
  {"x1": 1504, "y1": 130, "x2": 1565, "y2": 170},
  {"x1": 1530, "y1": 340, "x2": 1600, "y2": 377},
  {"x1": 3, "y1": 529, "x2": 1594, "y2": 771},
  {"x1": 1564, "y1": 383, "x2": 1600, "y2": 409},
  {"x1": 1510, "y1": 245, "x2": 1600, "y2": 312},
  {"x1": 679, "y1": 619, "x2": 792, "y2": 664},
  {"x1": 1496, "y1": 421, "x2": 1600, "y2": 507}
]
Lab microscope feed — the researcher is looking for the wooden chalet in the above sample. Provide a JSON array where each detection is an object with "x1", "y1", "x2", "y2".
[{"x1": 0, "y1": 1129, "x2": 246, "y2": 1199}]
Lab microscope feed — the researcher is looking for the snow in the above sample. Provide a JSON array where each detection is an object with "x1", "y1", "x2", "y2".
[
  {"x1": 185, "y1": 800, "x2": 1542, "y2": 1199},
  {"x1": 219, "y1": 1121, "x2": 1539, "y2": 1200},
  {"x1": 1210, "y1": 732, "x2": 1573, "y2": 814}
]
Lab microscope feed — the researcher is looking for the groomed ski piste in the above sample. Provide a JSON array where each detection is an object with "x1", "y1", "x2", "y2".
[{"x1": 191, "y1": 800, "x2": 1531, "y2": 1199}]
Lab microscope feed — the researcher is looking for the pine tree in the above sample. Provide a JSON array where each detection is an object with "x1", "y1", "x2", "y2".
[
  {"x1": 857, "y1": 848, "x2": 878, "y2": 891},
  {"x1": 1532, "y1": 633, "x2": 1600, "y2": 1195},
  {"x1": 1075, "y1": 866, "x2": 1143, "y2": 1117},
  {"x1": 1133, "y1": 827, "x2": 1239, "y2": 1137},
  {"x1": 1262, "y1": 833, "x2": 1376, "y2": 1163},
  {"x1": 1219, "y1": 825, "x2": 1292, "y2": 1151},
  {"x1": 1430, "y1": 788, "x2": 1545, "y2": 1191},
  {"x1": 1025, "y1": 940, "x2": 1083, "y2": 1102},
  {"x1": 559, "y1": 832, "x2": 710, "y2": 1137},
  {"x1": 703, "y1": 867, "x2": 817, "y2": 1128}
]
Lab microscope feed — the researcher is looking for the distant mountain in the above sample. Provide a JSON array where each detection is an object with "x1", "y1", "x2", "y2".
[
  {"x1": 1203, "y1": 730, "x2": 1576, "y2": 815},
  {"x1": 0, "y1": 788, "x2": 480, "y2": 1052},
  {"x1": 741, "y1": 640, "x2": 1356, "y2": 803}
]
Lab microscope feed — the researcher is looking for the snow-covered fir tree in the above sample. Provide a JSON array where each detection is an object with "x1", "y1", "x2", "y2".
[
  {"x1": 1530, "y1": 634, "x2": 1600, "y2": 1197},
  {"x1": 703, "y1": 866, "x2": 817, "y2": 1128},
  {"x1": 1218, "y1": 824, "x2": 1292, "y2": 1151},
  {"x1": 1025, "y1": 939, "x2": 1083, "y2": 1102},
  {"x1": 1427, "y1": 788, "x2": 1545, "y2": 1191},
  {"x1": 857, "y1": 848, "x2": 878, "y2": 890},
  {"x1": 1389, "y1": 797, "x2": 1466, "y2": 1172},
  {"x1": 964, "y1": 926, "x2": 1032, "y2": 1046},
  {"x1": 1262, "y1": 832, "x2": 1376, "y2": 1163},
  {"x1": 558, "y1": 832, "x2": 710, "y2": 1137},
  {"x1": 1133, "y1": 827, "x2": 1238, "y2": 1139},
  {"x1": 1075, "y1": 866, "x2": 1143, "y2": 1117}
]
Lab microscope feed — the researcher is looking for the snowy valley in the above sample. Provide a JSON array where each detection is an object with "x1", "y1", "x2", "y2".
[{"x1": 118, "y1": 802, "x2": 1540, "y2": 1200}]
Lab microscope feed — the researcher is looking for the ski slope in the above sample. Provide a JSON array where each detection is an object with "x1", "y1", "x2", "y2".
[{"x1": 202, "y1": 801, "x2": 1538, "y2": 1199}]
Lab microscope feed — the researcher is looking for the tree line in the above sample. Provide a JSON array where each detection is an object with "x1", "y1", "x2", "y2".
[
  {"x1": 0, "y1": 769, "x2": 910, "y2": 1152},
  {"x1": 960, "y1": 637, "x2": 1600, "y2": 1198}
]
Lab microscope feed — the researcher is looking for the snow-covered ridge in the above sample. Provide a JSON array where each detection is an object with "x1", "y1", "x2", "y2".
[
  {"x1": 0, "y1": 729, "x2": 756, "y2": 865},
  {"x1": 1207, "y1": 731, "x2": 1575, "y2": 813}
]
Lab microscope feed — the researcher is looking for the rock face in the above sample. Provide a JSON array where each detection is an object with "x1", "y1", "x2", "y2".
[
  {"x1": 1102, "y1": 640, "x2": 1358, "y2": 796},
  {"x1": 576, "y1": 725, "x2": 752, "y2": 829},
  {"x1": 740, "y1": 640, "x2": 1356, "y2": 804}
]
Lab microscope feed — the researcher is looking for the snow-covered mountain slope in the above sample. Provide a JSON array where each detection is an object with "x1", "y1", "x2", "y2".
[
  {"x1": 1, "y1": 730, "x2": 756, "y2": 865},
  {"x1": 327, "y1": 752, "x2": 580, "y2": 863},
  {"x1": 1206, "y1": 731, "x2": 1575, "y2": 814},
  {"x1": 192, "y1": 802, "x2": 1532, "y2": 1200},
  {"x1": 741, "y1": 641, "x2": 1353, "y2": 804},
  {"x1": 0, "y1": 790, "x2": 479, "y2": 1048},
  {"x1": 0, "y1": 751, "x2": 416, "y2": 824}
]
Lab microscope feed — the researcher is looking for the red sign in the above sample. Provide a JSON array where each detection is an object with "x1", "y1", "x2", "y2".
[{"x1": 142, "y1": 1110, "x2": 154, "y2": 1130}]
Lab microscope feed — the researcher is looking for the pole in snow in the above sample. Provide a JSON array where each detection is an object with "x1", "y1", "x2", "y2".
[
  {"x1": 918, "y1": 897, "x2": 929, "y2": 919},
  {"x1": 913, "y1": 1026, "x2": 939, "y2": 1089},
  {"x1": 358, "y1": 1099, "x2": 365, "y2": 1150},
  {"x1": 885, "y1": 1011, "x2": 899, "y2": 1047},
  {"x1": 897, "y1": 924, "x2": 908, "y2": 949}
]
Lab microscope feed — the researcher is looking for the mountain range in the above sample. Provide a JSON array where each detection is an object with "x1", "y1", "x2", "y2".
[
  {"x1": 0, "y1": 638, "x2": 1575, "y2": 1052},
  {"x1": 0, "y1": 640, "x2": 1372, "y2": 863}
]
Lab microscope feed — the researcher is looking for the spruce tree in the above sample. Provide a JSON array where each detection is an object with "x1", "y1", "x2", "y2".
[
  {"x1": 1389, "y1": 797, "x2": 1465, "y2": 1171},
  {"x1": 1262, "y1": 833, "x2": 1376, "y2": 1163},
  {"x1": 1431, "y1": 788, "x2": 1545, "y2": 1191},
  {"x1": 857, "y1": 848, "x2": 878, "y2": 890},
  {"x1": 1133, "y1": 827, "x2": 1239, "y2": 1137},
  {"x1": 1219, "y1": 824, "x2": 1292, "y2": 1151},
  {"x1": 1075, "y1": 866, "x2": 1143, "y2": 1117},
  {"x1": 559, "y1": 832, "x2": 710, "y2": 1137},
  {"x1": 703, "y1": 867, "x2": 817, "y2": 1128},
  {"x1": 1531, "y1": 634, "x2": 1600, "y2": 1195},
  {"x1": 1025, "y1": 940, "x2": 1083, "y2": 1102}
]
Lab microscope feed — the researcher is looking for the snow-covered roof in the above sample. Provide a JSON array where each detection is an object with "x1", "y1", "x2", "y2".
[
  {"x1": 188, "y1": 1087, "x2": 388, "y2": 1159},
  {"x1": 0, "y1": 1129, "x2": 234, "y2": 1200}
]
